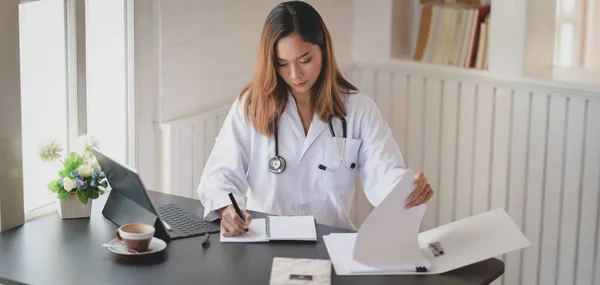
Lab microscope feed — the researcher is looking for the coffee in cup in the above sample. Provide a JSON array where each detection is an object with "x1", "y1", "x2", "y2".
[{"x1": 116, "y1": 223, "x2": 155, "y2": 252}]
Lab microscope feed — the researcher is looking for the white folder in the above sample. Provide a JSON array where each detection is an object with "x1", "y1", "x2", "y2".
[{"x1": 324, "y1": 169, "x2": 531, "y2": 275}]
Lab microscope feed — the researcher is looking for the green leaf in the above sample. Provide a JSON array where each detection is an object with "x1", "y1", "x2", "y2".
[
  {"x1": 72, "y1": 153, "x2": 84, "y2": 167},
  {"x1": 57, "y1": 190, "x2": 71, "y2": 199},
  {"x1": 63, "y1": 164, "x2": 76, "y2": 176},
  {"x1": 69, "y1": 152, "x2": 79, "y2": 160},
  {"x1": 63, "y1": 157, "x2": 73, "y2": 168},
  {"x1": 70, "y1": 152, "x2": 83, "y2": 164},
  {"x1": 62, "y1": 153, "x2": 84, "y2": 175},
  {"x1": 77, "y1": 190, "x2": 89, "y2": 204},
  {"x1": 89, "y1": 188, "x2": 100, "y2": 199},
  {"x1": 48, "y1": 180, "x2": 62, "y2": 193}
]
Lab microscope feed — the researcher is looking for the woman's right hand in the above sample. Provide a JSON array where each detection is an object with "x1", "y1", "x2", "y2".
[{"x1": 217, "y1": 205, "x2": 253, "y2": 237}]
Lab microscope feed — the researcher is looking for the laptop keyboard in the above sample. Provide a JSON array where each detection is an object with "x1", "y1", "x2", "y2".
[{"x1": 156, "y1": 203, "x2": 220, "y2": 237}]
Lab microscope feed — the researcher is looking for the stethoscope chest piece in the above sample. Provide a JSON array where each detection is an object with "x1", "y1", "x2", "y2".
[
  {"x1": 269, "y1": 156, "x2": 286, "y2": 174},
  {"x1": 268, "y1": 115, "x2": 355, "y2": 174}
]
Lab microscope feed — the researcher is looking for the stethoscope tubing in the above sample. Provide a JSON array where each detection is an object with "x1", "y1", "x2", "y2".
[{"x1": 270, "y1": 116, "x2": 356, "y2": 174}]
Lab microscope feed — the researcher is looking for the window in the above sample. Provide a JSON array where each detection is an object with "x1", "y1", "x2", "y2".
[
  {"x1": 554, "y1": 0, "x2": 599, "y2": 69},
  {"x1": 86, "y1": 0, "x2": 130, "y2": 166},
  {"x1": 18, "y1": 0, "x2": 133, "y2": 216},
  {"x1": 19, "y1": 0, "x2": 69, "y2": 213}
]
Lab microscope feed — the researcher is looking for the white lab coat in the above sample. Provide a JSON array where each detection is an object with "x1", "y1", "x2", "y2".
[{"x1": 197, "y1": 92, "x2": 408, "y2": 230}]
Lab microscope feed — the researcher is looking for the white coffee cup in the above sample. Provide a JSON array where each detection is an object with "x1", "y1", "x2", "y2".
[{"x1": 116, "y1": 223, "x2": 155, "y2": 252}]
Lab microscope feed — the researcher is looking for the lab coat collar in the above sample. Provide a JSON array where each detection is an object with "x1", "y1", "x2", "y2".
[
  {"x1": 284, "y1": 91, "x2": 328, "y2": 158},
  {"x1": 282, "y1": 93, "x2": 305, "y2": 141},
  {"x1": 301, "y1": 112, "x2": 328, "y2": 158}
]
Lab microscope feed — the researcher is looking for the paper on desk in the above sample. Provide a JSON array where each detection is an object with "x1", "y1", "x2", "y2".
[
  {"x1": 416, "y1": 207, "x2": 532, "y2": 274},
  {"x1": 330, "y1": 233, "x2": 418, "y2": 273},
  {"x1": 220, "y1": 216, "x2": 317, "y2": 242},
  {"x1": 268, "y1": 216, "x2": 317, "y2": 241},
  {"x1": 353, "y1": 169, "x2": 431, "y2": 270},
  {"x1": 220, "y1": 218, "x2": 269, "y2": 242},
  {"x1": 324, "y1": 208, "x2": 531, "y2": 275},
  {"x1": 269, "y1": 257, "x2": 331, "y2": 285}
]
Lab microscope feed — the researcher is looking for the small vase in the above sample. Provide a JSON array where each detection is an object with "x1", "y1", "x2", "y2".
[{"x1": 56, "y1": 193, "x2": 92, "y2": 219}]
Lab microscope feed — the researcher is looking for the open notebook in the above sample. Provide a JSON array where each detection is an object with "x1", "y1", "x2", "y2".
[{"x1": 220, "y1": 215, "x2": 317, "y2": 242}]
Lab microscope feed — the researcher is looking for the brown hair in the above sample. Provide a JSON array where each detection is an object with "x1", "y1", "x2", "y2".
[{"x1": 239, "y1": 1, "x2": 357, "y2": 136}]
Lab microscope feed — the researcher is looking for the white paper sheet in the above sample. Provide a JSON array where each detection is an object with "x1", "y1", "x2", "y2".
[
  {"x1": 353, "y1": 169, "x2": 431, "y2": 270},
  {"x1": 220, "y1": 216, "x2": 317, "y2": 242},
  {"x1": 330, "y1": 233, "x2": 420, "y2": 273},
  {"x1": 324, "y1": 208, "x2": 531, "y2": 275},
  {"x1": 416, "y1": 207, "x2": 532, "y2": 274},
  {"x1": 220, "y1": 218, "x2": 269, "y2": 242},
  {"x1": 269, "y1": 215, "x2": 317, "y2": 241}
]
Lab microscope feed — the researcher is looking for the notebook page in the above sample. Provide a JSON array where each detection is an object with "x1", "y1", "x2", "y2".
[
  {"x1": 268, "y1": 216, "x2": 317, "y2": 241},
  {"x1": 220, "y1": 218, "x2": 269, "y2": 242}
]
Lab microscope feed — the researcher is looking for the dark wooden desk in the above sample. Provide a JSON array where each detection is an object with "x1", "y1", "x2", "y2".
[{"x1": 0, "y1": 191, "x2": 503, "y2": 285}]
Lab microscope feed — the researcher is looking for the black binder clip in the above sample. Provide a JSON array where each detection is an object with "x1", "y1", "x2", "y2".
[
  {"x1": 415, "y1": 266, "x2": 428, "y2": 272},
  {"x1": 428, "y1": 241, "x2": 445, "y2": 257}
]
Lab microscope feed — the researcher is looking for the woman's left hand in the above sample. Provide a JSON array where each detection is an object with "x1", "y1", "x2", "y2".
[{"x1": 405, "y1": 173, "x2": 434, "y2": 208}]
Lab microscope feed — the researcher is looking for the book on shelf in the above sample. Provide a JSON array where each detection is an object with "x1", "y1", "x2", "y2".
[
  {"x1": 455, "y1": 0, "x2": 491, "y2": 4},
  {"x1": 475, "y1": 15, "x2": 489, "y2": 69},
  {"x1": 412, "y1": 3, "x2": 491, "y2": 70},
  {"x1": 419, "y1": 0, "x2": 491, "y2": 4}
]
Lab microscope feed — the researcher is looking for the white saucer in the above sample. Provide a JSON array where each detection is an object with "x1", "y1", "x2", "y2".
[{"x1": 106, "y1": 237, "x2": 167, "y2": 256}]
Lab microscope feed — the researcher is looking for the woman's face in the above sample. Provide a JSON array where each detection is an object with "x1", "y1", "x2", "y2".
[{"x1": 275, "y1": 34, "x2": 323, "y2": 96}]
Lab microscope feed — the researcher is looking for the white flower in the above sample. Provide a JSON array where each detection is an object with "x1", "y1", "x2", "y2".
[
  {"x1": 37, "y1": 140, "x2": 63, "y2": 163},
  {"x1": 87, "y1": 156, "x2": 101, "y2": 171},
  {"x1": 77, "y1": 164, "x2": 93, "y2": 178},
  {"x1": 75, "y1": 134, "x2": 99, "y2": 157},
  {"x1": 63, "y1": 177, "x2": 76, "y2": 192}
]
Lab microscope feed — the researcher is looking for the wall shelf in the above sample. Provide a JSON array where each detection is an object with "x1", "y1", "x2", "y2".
[
  {"x1": 391, "y1": 1, "x2": 491, "y2": 72},
  {"x1": 352, "y1": 0, "x2": 598, "y2": 89},
  {"x1": 353, "y1": 58, "x2": 600, "y2": 96}
]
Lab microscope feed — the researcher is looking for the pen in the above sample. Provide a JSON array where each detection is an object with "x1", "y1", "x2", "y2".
[
  {"x1": 201, "y1": 233, "x2": 210, "y2": 248},
  {"x1": 228, "y1": 193, "x2": 249, "y2": 232}
]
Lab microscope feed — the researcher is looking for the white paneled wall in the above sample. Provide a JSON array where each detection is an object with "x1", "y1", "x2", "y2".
[
  {"x1": 350, "y1": 61, "x2": 600, "y2": 285},
  {"x1": 157, "y1": 106, "x2": 229, "y2": 200},
  {"x1": 157, "y1": 60, "x2": 600, "y2": 285}
]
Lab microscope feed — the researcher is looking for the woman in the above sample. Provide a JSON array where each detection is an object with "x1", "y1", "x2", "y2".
[{"x1": 198, "y1": 1, "x2": 433, "y2": 237}]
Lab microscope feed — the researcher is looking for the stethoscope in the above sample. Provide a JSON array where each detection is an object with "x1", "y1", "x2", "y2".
[{"x1": 269, "y1": 116, "x2": 357, "y2": 174}]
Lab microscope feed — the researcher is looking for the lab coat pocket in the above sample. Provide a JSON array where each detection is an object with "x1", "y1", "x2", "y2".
[{"x1": 320, "y1": 137, "x2": 362, "y2": 190}]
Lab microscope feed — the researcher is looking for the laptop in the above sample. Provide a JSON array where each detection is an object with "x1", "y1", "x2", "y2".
[{"x1": 92, "y1": 148, "x2": 220, "y2": 242}]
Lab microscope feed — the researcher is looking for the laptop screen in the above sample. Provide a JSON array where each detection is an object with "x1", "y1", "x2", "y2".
[{"x1": 92, "y1": 148, "x2": 157, "y2": 215}]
